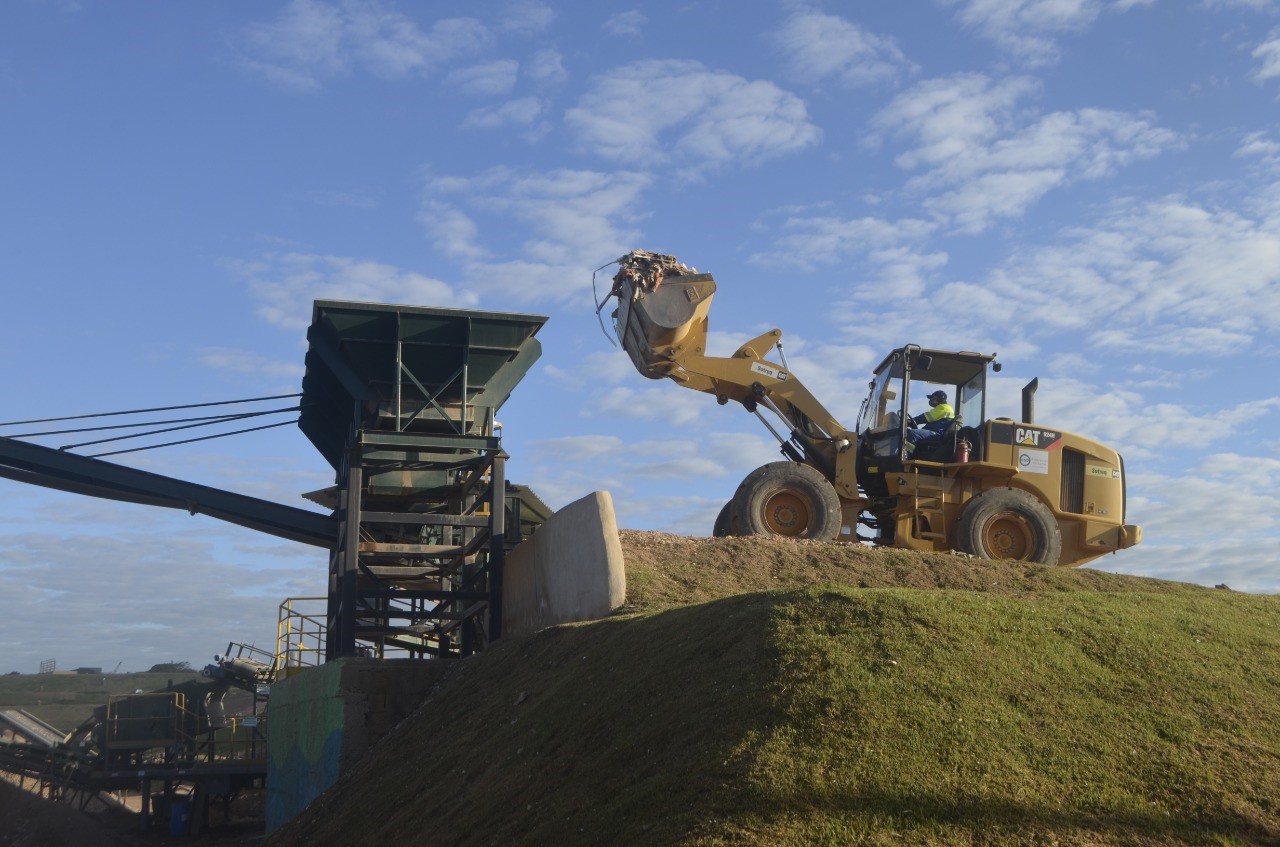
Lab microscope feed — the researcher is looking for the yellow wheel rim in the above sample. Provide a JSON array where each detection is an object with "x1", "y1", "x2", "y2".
[
  {"x1": 762, "y1": 490, "x2": 811, "y2": 537},
  {"x1": 982, "y1": 511, "x2": 1034, "y2": 559}
]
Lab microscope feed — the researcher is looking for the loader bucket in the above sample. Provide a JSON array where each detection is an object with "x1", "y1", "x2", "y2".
[{"x1": 614, "y1": 273, "x2": 717, "y2": 379}]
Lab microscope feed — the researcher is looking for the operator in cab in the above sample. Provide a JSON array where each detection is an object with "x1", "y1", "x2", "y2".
[{"x1": 904, "y1": 389, "x2": 955, "y2": 456}]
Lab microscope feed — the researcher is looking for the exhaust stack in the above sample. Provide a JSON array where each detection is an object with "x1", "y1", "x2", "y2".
[{"x1": 1022, "y1": 378, "x2": 1039, "y2": 424}]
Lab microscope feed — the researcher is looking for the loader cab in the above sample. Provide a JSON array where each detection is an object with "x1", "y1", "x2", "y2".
[{"x1": 856, "y1": 346, "x2": 998, "y2": 465}]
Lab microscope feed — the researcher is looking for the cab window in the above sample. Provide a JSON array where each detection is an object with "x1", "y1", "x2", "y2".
[
  {"x1": 858, "y1": 366, "x2": 904, "y2": 432},
  {"x1": 957, "y1": 372, "x2": 985, "y2": 426}
]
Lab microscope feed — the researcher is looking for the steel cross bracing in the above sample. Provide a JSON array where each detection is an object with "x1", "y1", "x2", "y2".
[
  {"x1": 325, "y1": 432, "x2": 511, "y2": 660},
  {"x1": 299, "y1": 300, "x2": 549, "y2": 661}
]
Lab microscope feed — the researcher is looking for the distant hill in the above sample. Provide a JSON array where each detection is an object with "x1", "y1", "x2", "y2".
[
  {"x1": 0, "y1": 672, "x2": 202, "y2": 733},
  {"x1": 267, "y1": 532, "x2": 1280, "y2": 846}
]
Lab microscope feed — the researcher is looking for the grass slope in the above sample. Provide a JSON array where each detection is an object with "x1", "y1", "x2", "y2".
[{"x1": 267, "y1": 534, "x2": 1280, "y2": 847}]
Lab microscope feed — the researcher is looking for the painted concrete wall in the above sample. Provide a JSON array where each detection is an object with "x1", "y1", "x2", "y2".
[
  {"x1": 502, "y1": 490, "x2": 626, "y2": 637},
  {"x1": 266, "y1": 491, "x2": 625, "y2": 832},
  {"x1": 265, "y1": 658, "x2": 445, "y2": 833}
]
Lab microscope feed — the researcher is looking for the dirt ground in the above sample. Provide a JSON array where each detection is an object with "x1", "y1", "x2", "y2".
[
  {"x1": 615, "y1": 528, "x2": 1181, "y2": 612},
  {"x1": 0, "y1": 778, "x2": 265, "y2": 847}
]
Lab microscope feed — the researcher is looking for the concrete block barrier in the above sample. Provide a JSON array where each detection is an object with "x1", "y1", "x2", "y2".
[{"x1": 503, "y1": 490, "x2": 625, "y2": 637}]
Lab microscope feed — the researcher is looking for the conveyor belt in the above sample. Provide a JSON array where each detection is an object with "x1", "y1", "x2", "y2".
[{"x1": 0, "y1": 709, "x2": 65, "y2": 748}]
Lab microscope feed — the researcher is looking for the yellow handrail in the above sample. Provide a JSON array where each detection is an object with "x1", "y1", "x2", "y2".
[{"x1": 275, "y1": 597, "x2": 327, "y2": 677}]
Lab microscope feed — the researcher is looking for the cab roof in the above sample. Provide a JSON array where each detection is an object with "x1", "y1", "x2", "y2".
[{"x1": 871, "y1": 346, "x2": 997, "y2": 385}]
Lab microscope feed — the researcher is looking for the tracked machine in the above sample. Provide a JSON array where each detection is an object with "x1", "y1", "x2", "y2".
[{"x1": 597, "y1": 251, "x2": 1141, "y2": 566}]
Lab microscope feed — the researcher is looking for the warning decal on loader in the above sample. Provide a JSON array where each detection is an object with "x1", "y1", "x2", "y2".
[
  {"x1": 1017, "y1": 448, "x2": 1050, "y2": 474},
  {"x1": 750, "y1": 361, "x2": 788, "y2": 381}
]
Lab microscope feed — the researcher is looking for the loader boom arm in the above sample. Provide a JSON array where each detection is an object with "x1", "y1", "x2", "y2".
[{"x1": 610, "y1": 267, "x2": 857, "y2": 496}]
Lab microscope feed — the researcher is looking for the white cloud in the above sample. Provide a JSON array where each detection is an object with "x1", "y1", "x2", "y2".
[
  {"x1": 528, "y1": 434, "x2": 624, "y2": 461},
  {"x1": 446, "y1": 59, "x2": 519, "y2": 95},
  {"x1": 419, "y1": 202, "x2": 486, "y2": 261},
  {"x1": 590, "y1": 386, "x2": 709, "y2": 426},
  {"x1": 526, "y1": 48, "x2": 567, "y2": 85},
  {"x1": 940, "y1": 0, "x2": 1152, "y2": 66},
  {"x1": 802, "y1": 187, "x2": 1280, "y2": 401},
  {"x1": 565, "y1": 59, "x2": 821, "y2": 171},
  {"x1": 237, "y1": 1, "x2": 488, "y2": 90},
  {"x1": 1236, "y1": 131, "x2": 1280, "y2": 162},
  {"x1": 776, "y1": 10, "x2": 913, "y2": 87},
  {"x1": 29, "y1": 0, "x2": 84, "y2": 12},
  {"x1": 874, "y1": 74, "x2": 1179, "y2": 232},
  {"x1": 421, "y1": 167, "x2": 652, "y2": 304},
  {"x1": 463, "y1": 96, "x2": 543, "y2": 130},
  {"x1": 500, "y1": 0, "x2": 554, "y2": 34},
  {"x1": 1096, "y1": 453, "x2": 1280, "y2": 593},
  {"x1": 1203, "y1": 0, "x2": 1279, "y2": 9},
  {"x1": 603, "y1": 10, "x2": 646, "y2": 35},
  {"x1": 197, "y1": 348, "x2": 306, "y2": 380},
  {"x1": 523, "y1": 428, "x2": 779, "y2": 518},
  {"x1": 1253, "y1": 30, "x2": 1280, "y2": 83},
  {"x1": 541, "y1": 350, "x2": 637, "y2": 389},
  {"x1": 750, "y1": 213, "x2": 940, "y2": 275},
  {"x1": 307, "y1": 188, "x2": 378, "y2": 209},
  {"x1": 232, "y1": 252, "x2": 472, "y2": 329},
  {"x1": 778, "y1": 343, "x2": 884, "y2": 427},
  {"x1": 0, "y1": 502, "x2": 326, "y2": 672},
  {"x1": 919, "y1": 195, "x2": 1280, "y2": 354},
  {"x1": 874, "y1": 74, "x2": 1040, "y2": 172},
  {"x1": 1024, "y1": 377, "x2": 1280, "y2": 461}
]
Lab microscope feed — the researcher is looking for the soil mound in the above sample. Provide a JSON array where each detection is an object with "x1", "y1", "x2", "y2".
[
  {"x1": 619, "y1": 530, "x2": 1184, "y2": 611},
  {"x1": 265, "y1": 532, "x2": 1280, "y2": 847}
]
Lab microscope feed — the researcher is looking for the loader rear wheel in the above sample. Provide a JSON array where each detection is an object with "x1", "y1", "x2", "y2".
[
  {"x1": 955, "y1": 488, "x2": 1062, "y2": 565},
  {"x1": 730, "y1": 462, "x2": 841, "y2": 541},
  {"x1": 712, "y1": 501, "x2": 736, "y2": 537}
]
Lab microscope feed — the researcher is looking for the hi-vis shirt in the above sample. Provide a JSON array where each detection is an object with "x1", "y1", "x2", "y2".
[{"x1": 913, "y1": 403, "x2": 955, "y2": 433}]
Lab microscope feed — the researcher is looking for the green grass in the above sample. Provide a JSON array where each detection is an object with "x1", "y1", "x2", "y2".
[
  {"x1": 0, "y1": 672, "x2": 201, "y2": 732},
  {"x1": 711, "y1": 587, "x2": 1280, "y2": 846},
  {"x1": 267, "y1": 536, "x2": 1280, "y2": 847}
]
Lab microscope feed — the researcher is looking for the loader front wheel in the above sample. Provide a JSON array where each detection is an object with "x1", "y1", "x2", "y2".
[
  {"x1": 712, "y1": 501, "x2": 736, "y2": 537},
  {"x1": 730, "y1": 462, "x2": 841, "y2": 541},
  {"x1": 955, "y1": 488, "x2": 1062, "y2": 565}
]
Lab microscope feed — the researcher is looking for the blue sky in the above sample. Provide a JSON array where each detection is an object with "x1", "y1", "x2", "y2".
[{"x1": 2, "y1": 0, "x2": 1278, "y2": 675}]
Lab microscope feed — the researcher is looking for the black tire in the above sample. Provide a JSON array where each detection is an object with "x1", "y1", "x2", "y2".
[
  {"x1": 730, "y1": 462, "x2": 842, "y2": 541},
  {"x1": 712, "y1": 501, "x2": 735, "y2": 537},
  {"x1": 954, "y1": 488, "x2": 1062, "y2": 564}
]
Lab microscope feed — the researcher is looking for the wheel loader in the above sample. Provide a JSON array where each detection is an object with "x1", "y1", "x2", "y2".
[{"x1": 597, "y1": 251, "x2": 1142, "y2": 566}]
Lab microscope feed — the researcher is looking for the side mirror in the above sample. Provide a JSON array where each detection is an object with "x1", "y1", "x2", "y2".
[
  {"x1": 915, "y1": 355, "x2": 933, "y2": 372},
  {"x1": 992, "y1": 362, "x2": 1002, "y2": 372}
]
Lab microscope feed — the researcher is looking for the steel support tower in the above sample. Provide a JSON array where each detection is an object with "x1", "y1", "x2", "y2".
[{"x1": 299, "y1": 301, "x2": 548, "y2": 661}]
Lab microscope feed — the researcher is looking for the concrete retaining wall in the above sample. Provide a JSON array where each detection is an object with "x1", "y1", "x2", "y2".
[
  {"x1": 502, "y1": 490, "x2": 626, "y2": 637},
  {"x1": 266, "y1": 490, "x2": 625, "y2": 831},
  {"x1": 265, "y1": 659, "x2": 445, "y2": 833}
]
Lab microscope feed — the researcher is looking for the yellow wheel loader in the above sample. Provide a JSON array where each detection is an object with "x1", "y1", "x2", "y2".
[{"x1": 598, "y1": 251, "x2": 1142, "y2": 566}]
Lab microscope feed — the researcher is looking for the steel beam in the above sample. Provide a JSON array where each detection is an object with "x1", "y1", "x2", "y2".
[{"x1": 0, "y1": 437, "x2": 335, "y2": 548}]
